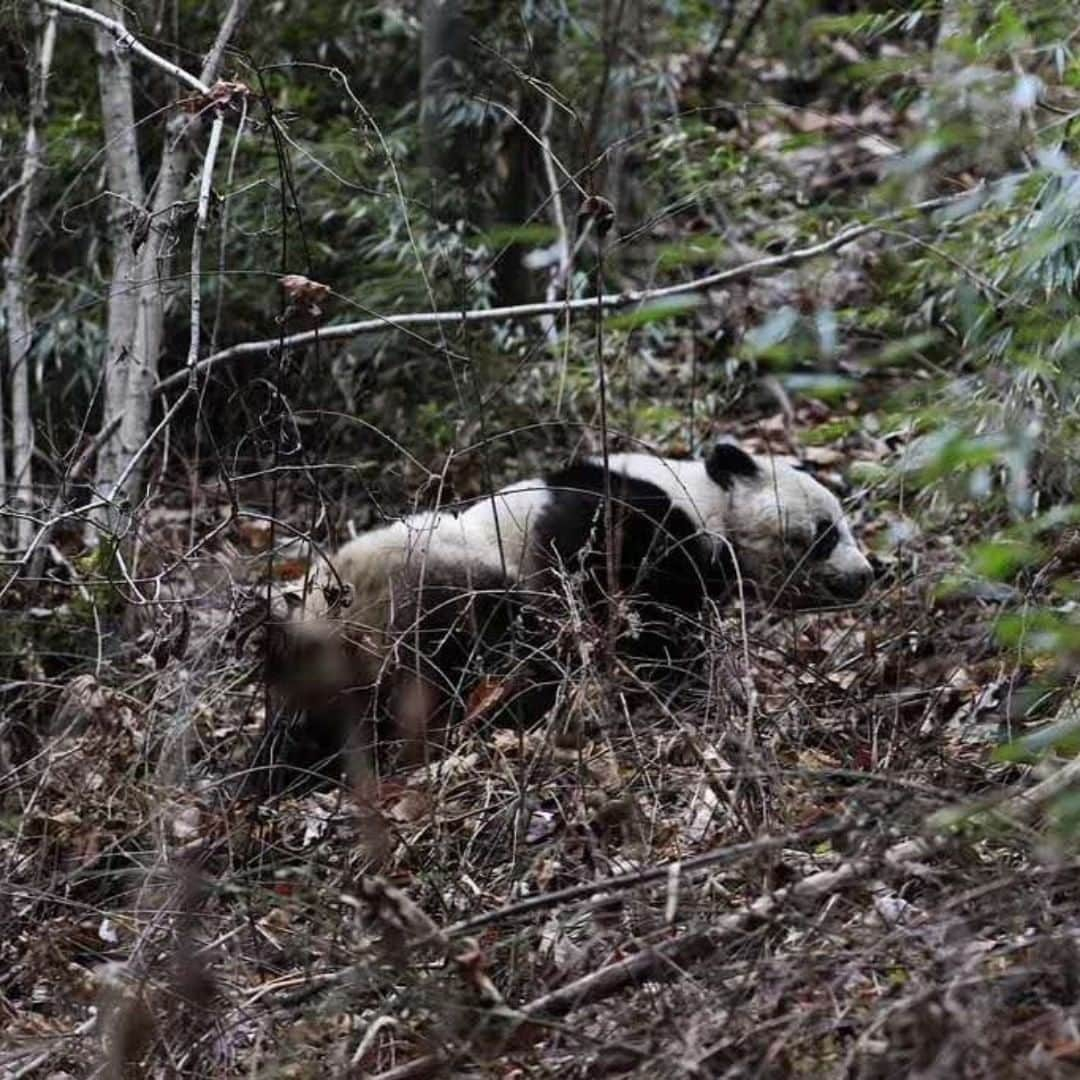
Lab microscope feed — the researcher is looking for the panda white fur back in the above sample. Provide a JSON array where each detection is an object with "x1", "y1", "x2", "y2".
[
  {"x1": 450, "y1": 480, "x2": 555, "y2": 579},
  {"x1": 329, "y1": 509, "x2": 509, "y2": 640},
  {"x1": 265, "y1": 506, "x2": 526, "y2": 783}
]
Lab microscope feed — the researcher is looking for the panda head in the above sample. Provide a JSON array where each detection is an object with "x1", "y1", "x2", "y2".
[{"x1": 704, "y1": 442, "x2": 873, "y2": 605}]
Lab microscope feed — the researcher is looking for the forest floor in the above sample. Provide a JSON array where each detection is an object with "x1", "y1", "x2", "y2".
[{"x1": 4, "y1": 394, "x2": 1080, "y2": 1080}]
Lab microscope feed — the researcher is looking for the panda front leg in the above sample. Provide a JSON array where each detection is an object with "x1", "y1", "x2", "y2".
[{"x1": 335, "y1": 682, "x2": 383, "y2": 798}]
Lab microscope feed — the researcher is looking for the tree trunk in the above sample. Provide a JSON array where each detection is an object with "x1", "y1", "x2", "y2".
[
  {"x1": 123, "y1": 114, "x2": 192, "y2": 504},
  {"x1": 493, "y1": 110, "x2": 540, "y2": 307},
  {"x1": 92, "y1": 0, "x2": 145, "y2": 520},
  {"x1": 90, "y1": 0, "x2": 248, "y2": 521},
  {"x1": 2, "y1": 7, "x2": 58, "y2": 551}
]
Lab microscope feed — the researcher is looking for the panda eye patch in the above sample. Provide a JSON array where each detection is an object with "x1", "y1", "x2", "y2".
[{"x1": 807, "y1": 518, "x2": 839, "y2": 560}]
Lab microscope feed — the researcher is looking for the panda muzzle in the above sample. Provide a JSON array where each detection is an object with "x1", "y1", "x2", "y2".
[{"x1": 826, "y1": 562, "x2": 873, "y2": 600}]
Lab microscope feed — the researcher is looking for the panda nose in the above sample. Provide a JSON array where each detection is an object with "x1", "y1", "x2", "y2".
[{"x1": 834, "y1": 563, "x2": 873, "y2": 600}]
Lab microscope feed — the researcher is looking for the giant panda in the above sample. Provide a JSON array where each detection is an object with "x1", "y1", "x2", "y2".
[{"x1": 260, "y1": 441, "x2": 871, "y2": 788}]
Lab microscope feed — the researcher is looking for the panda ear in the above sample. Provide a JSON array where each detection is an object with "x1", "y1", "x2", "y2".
[
  {"x1": 705, "y1": 443, "x2": 760, "y2": 489},
  {"x1": 323, "y1": 581, "x2": 353, "y2": 614}
]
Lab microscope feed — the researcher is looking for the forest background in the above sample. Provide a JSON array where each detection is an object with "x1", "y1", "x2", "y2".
[{"x1": 3, "y1": 0, "x2": 1080, "y2": 1075}]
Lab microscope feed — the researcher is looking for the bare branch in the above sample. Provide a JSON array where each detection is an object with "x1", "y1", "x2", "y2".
[
  {"x1": 185, "y1": 114, "x2": 226, "y2": 375},
  {"x1": 724, "y1": 0, "x2": 771, "y2": 70},
  {"x1": 433, "y1": 819, "x2": 848, "y2": 942},
  {"x1": 41, "y1": 0, "x2": 210, "y2": 94},
  {"x1": 199, "y1": 0, "x2": 249, "y2": 85},
  {"x1": 479, "y1": 96, "x2": 588, "y2": 196},
  {"x1": 536, "y1": 96, "x2": 572, "y2": 351},
  {"x1": 152, "y1": 188, "x2": 971, "y2": 397},
  {"x1": 520, "y1": 834, "x2": 942, "y2": 1022},
  {"x1": 0, "y1": 176, "x2": 31, "y2": 208},
  {"x1": 367, "y1": 831, "x2": 947, "y2": 1080}
]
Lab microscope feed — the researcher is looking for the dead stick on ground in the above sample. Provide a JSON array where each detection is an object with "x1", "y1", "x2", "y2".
[
  {"x1": 366, "y1": 832, "x2": 945, "y2": 1080},
  {"x1": 434, "y1": 819, "x2": 848, "y2": 942},
  {"x1": 519, "y1": 834, "x2": 940, "y2": 1020}
]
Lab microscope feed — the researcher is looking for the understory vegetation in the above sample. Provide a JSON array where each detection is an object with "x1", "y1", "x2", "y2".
[{"x1": 3, "y1": 0, "x2": 1080, "y2": 1075}]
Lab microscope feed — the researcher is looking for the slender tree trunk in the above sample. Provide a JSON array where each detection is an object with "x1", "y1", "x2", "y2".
[
  {"x1": 493, "y1": 109, "x2": 540, "y2": 306},
  {"x1": 92, "y1": 0, "x2": 144, "y2": 521},
  {"x1": 123, "y1": 115, "x2": 191, "y2": 505},
  {"x1": 3, "y1": 6, "x2": 58, "y2": 552}
]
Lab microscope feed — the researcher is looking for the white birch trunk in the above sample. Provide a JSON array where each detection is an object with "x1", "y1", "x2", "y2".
[{"x1": 14, "y1": 0, "x2": 249, "y2": 582}]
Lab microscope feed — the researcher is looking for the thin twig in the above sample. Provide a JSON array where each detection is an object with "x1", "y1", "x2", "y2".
[
  {"x1": 519, "y1": 834, "x2": 943, "y2": 1020},
  {"x1": 197, "y1": 0, "x2": 248, "y2": 85},
  {"x1": 479, "y1": 96, "x2": 588, "y2": 196},
  {"x1": 537, "y1": 97, "x2": 571, "y2": 344},
  {"x1": 724, "y1": 0, "x2": 771, "y2": 70},
  {"x1": 367, "y1": 832, "x2": 946, "y2": 1080},
  {"x1": 704, "y1": 0, "x2": 739, "y2": 72},
  {"x1": 0, "y1": 390, "x2": 191, "y2": 598},
  {"x1": 6, "y1": 1012, "x2": 98, "y2": 1079},
  {"x1": 185, "y1": 114, "x2": 225, "y2": 375}
]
